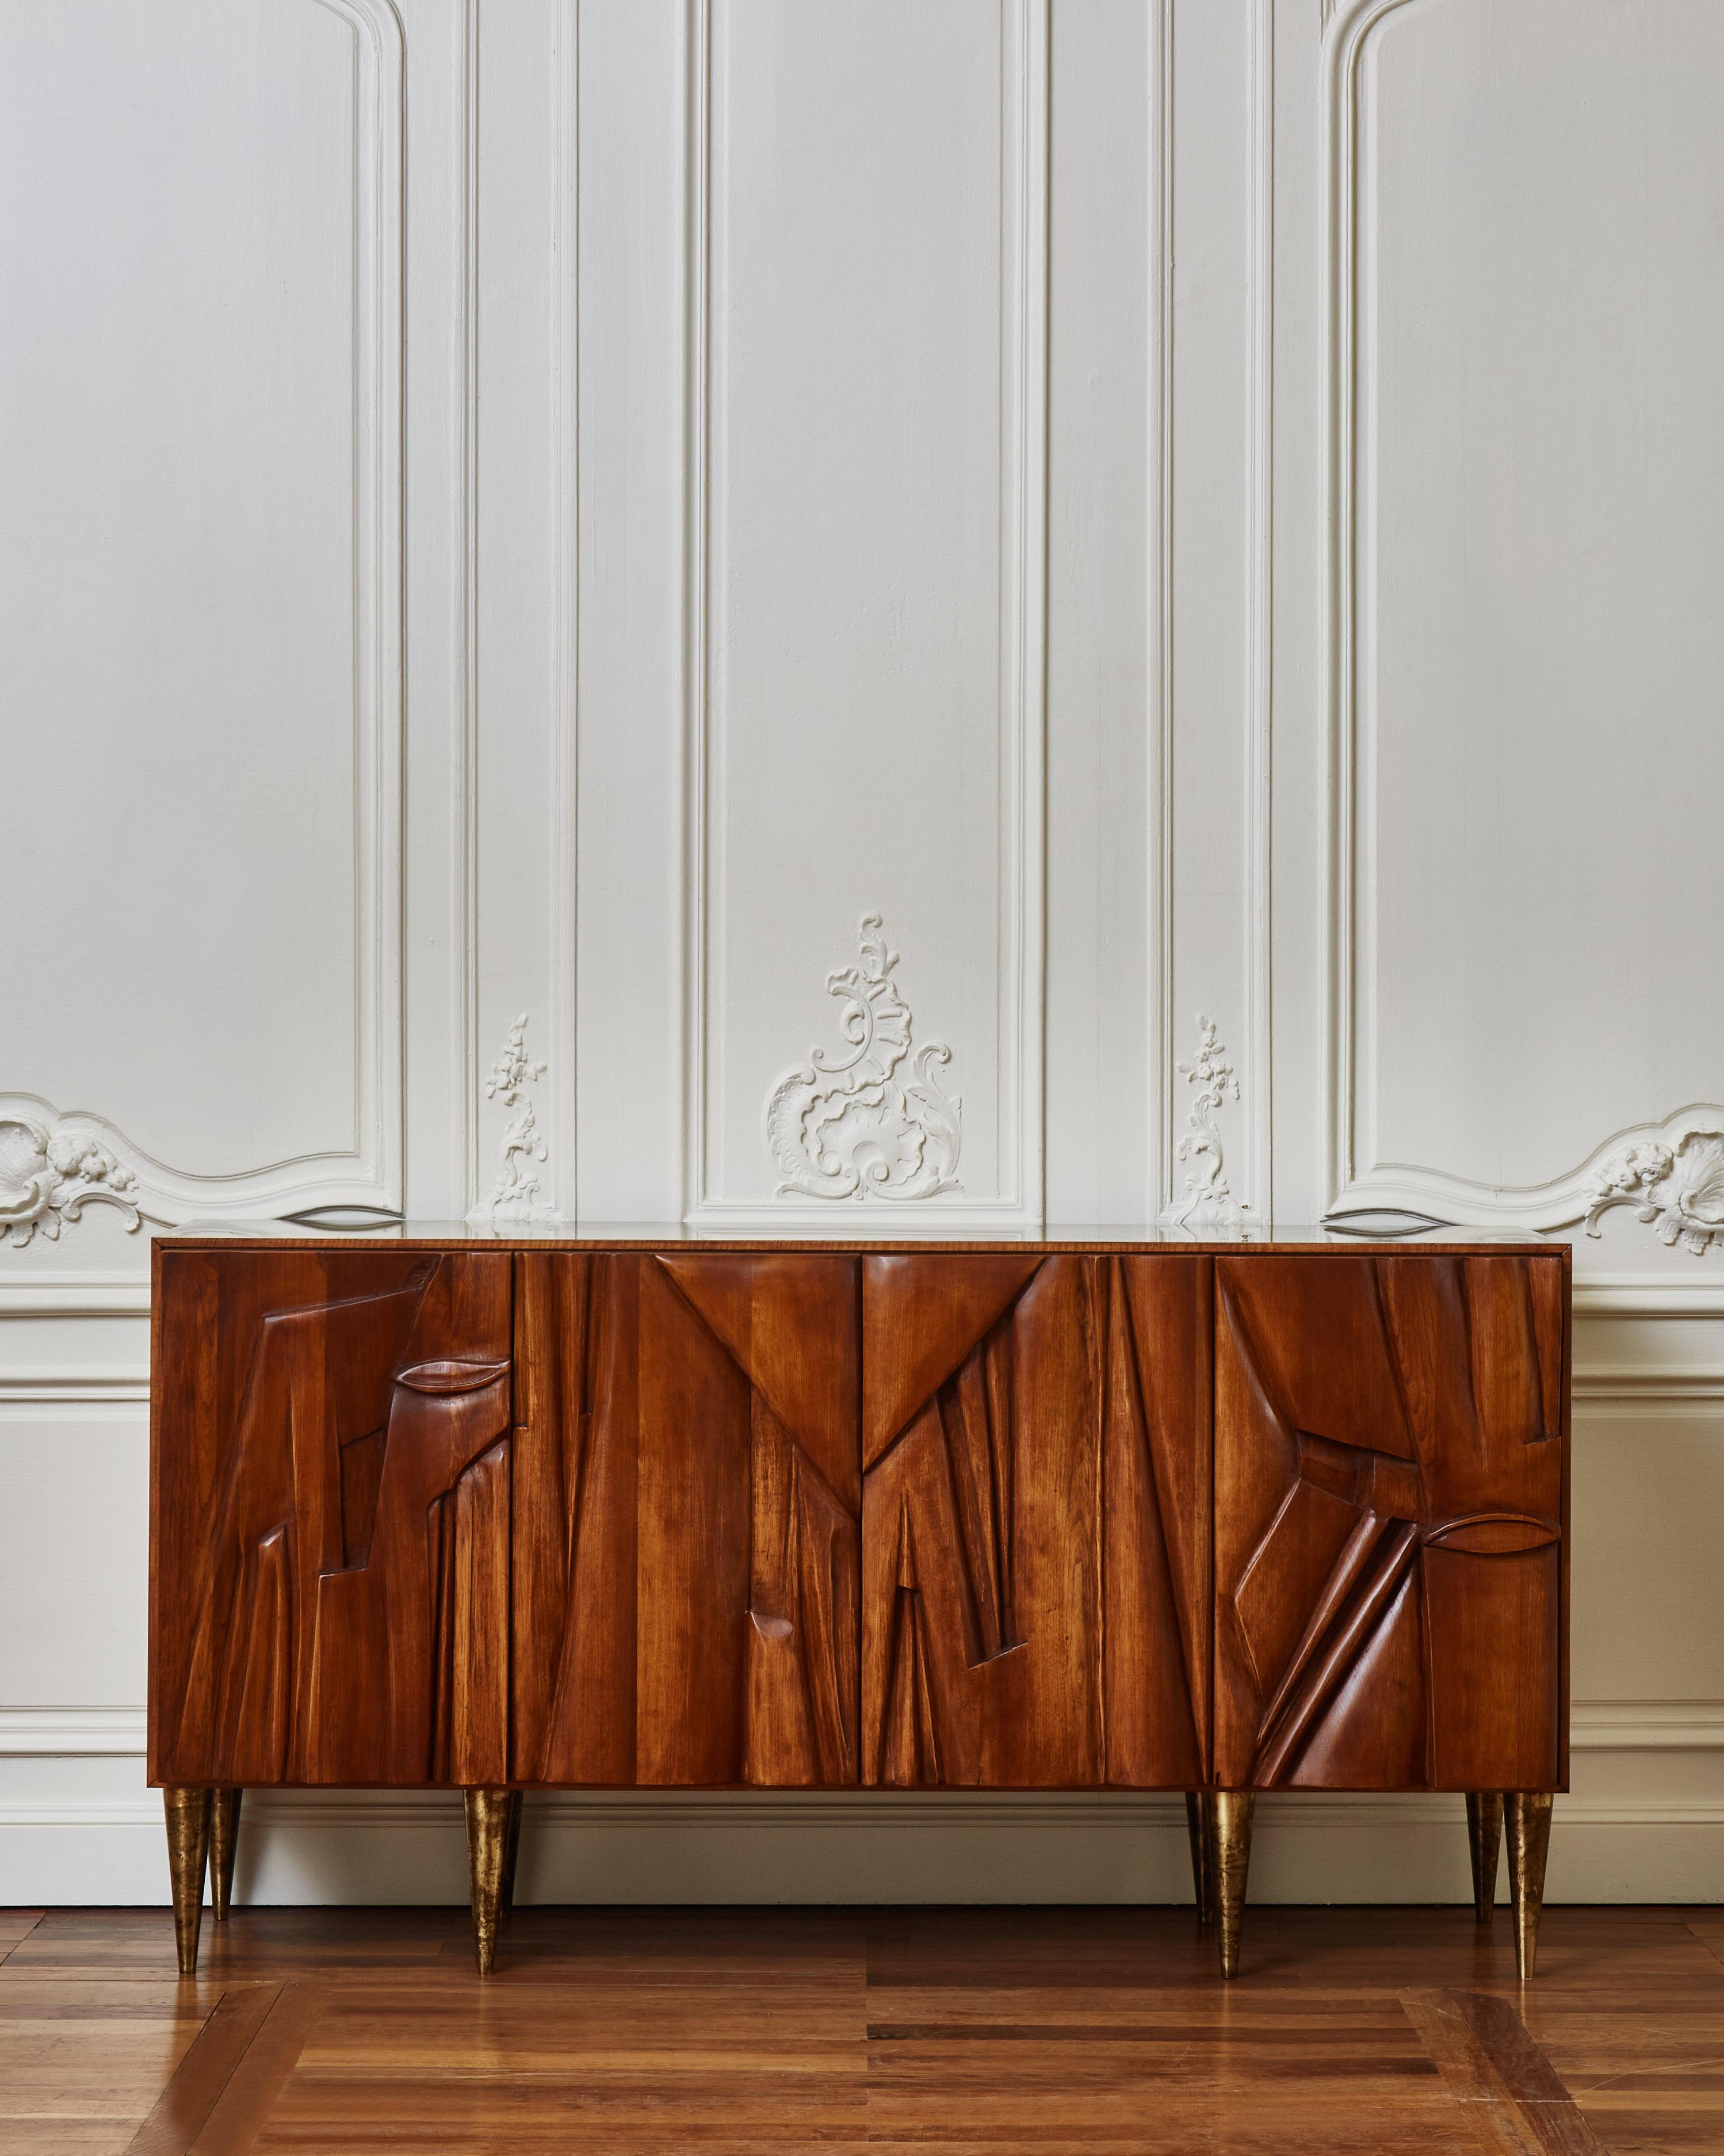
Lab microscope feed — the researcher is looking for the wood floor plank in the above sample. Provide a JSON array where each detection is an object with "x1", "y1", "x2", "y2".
[
  {"x1": 124, "y1": 1986, "x2": 281, "y2": 2156},
  {"x1": 4, "y1": 1906, "x2": 1722, "y2": 2152},
  {"x1": 1401, "y1": 1989, "x2": 1606, "y2": 2153},
  {"x1": 181, "y1": 1984, "x2": 328, "y2": 2155},
  {"x1": 0, "y1": 1910, "x2": 45, "y2": 1962},
  {"x1": 1520, "y1": 1982, "x2": 1724, "y2": 2155},
  {"x1": 0, "y1": 1978, "x2": 208, "y2": 2156}
]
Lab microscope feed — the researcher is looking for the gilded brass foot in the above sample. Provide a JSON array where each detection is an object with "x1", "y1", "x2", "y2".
[
  {"x1": 163, "y1": 1787, "x2": 212, "y2": 1976},
  {"x1": 1185, "y1": 1792, "x2": 1214, "y2": 1926},
  {"x1": 1505, "y1": 1792, "x2": 1554, "y2": 1982},
  {"x1": 209, "y1": 1789, "x2": 243, "y2": 1921},
  {"x1": 1465, "y1": 1792, "x2": 1503, "y2": 1924},
  {"x1": 1206, "y1": 1791, "x2": 1255, "y2": 1981},
  {"x1": 465, "y1": 1787, "x2": 511, "y2": 1975},
  {"x1": 500, "y1": 1789, "x2": 524, "y2": 1918}
]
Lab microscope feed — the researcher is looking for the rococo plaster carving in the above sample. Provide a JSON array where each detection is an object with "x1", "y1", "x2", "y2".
[
  {"x1": 0, "y1": 1108, "x2": 142, "y2": 1250},
  {"x1": 1159, "y1": 1015, "x2": 1248, "y2": 1232},
  {"x1": 766, "y1": 915, "x2": 962, "y2": 1202},
  {"x1": 472, "y1": 1014, "x2": 553, "y2": 1223},
  {"x1": 1586, "y1": 1125, "x2": 1724, "y2": 1258}
]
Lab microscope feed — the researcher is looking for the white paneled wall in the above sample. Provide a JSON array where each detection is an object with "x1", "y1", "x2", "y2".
[{"x1": 2, "y1": 0, "x2": 1720, "y2": 1904}]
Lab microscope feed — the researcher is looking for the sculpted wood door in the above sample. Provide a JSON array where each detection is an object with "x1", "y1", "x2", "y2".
[
  {"x1": 151, "y1": 1249, "x2": 513, "y2": 1788},
  {"x1": 1213, "y1": 1253, "x2": 1567, "y2": 1792},
  {"x1": 859, "y1": 1253, "x2": 1210, "y2": 1787},
  {"x1": 510, "y1": 1251, "x2": 861, "y2": 1787}
]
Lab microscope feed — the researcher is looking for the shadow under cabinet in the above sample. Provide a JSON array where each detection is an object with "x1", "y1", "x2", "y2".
[{"x1": 148, "y1": 1228, "x2": 1569, "y2": 1980}]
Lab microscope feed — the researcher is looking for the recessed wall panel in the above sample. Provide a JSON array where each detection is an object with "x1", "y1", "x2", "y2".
[
  {"x1": 695, "y1": 0, "x2": 1045, "y2": 1223},
  {"x1": 1348, "y1": 0, "x2": 1724, "y2": 1196},
  {"x1": 0, "y1": 0, "x2": 399, "y2": 1197}
]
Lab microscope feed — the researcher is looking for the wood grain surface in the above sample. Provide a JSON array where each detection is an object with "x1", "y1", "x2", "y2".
[
  {"x1": 512, "y1": 1251, "x2": 862, "y2": 1787},
  {"x1": 152, "y1": 1241, "x2": 1569, "y2": 1803},
  {"x1": 0, "y1": 1903, "x2": 1714, "y2": 2154},
  {"x1": 151, "y1": 1250, "x2": 513, "y2": 1788},
  {"x1": 1213, "y1": 1253, "x2": 1569, "y2": 1791},
  {"x1": 860, "y1": 1254, "x2": 1210, "y2": 1787}
]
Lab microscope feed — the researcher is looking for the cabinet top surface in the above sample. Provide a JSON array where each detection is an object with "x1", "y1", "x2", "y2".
[{"x1": 153, "y1": 1220, "x2": 1566, "y2": 1259}]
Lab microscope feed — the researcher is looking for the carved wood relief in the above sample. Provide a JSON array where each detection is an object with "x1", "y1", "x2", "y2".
[
  {"x1": 511, "y1": 1252, "x2": 861, "y2": 1787},
  {"x1": 152, "y1": 1238, "x2": 1568, "y2": 1808},
  {"x1": 152, "y1": 1251, "x2": 513, "y2": 1787},
  {"x1": 859, "y1": 1254, "x2": 1211, "y2": 1788},
  {"x1": 1213, "y1": 1254, "x2": 1565, "y2": 1792}
]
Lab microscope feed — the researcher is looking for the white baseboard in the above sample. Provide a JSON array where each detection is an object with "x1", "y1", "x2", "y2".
[{"x1": 2, "y1": 1787, "x2": 1721, "y2": 1909}]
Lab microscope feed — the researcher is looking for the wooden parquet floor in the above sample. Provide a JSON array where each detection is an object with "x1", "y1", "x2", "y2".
[{"x1": 1, "y1": 1903, "x2": 1721, "y2": 2154}]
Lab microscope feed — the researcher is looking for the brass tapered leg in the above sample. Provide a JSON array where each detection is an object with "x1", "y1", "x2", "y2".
[
  {"x1": 465, "y1": 1788, "x2": 511, "y2": 1975},
  {"x1": 1186, "y1": 1793, "x2": 1215, "y2": 1926},
  {"x1": 500, "y1": 1789, "x2": 524, "y2": 1918},
  {"x1": 1207, "y1": 1791, "x2": 1255, "y2": 1981},
  {"x1": 1466, "y1": 1792, "x2": 1503, "y2": 1924},
  {"x1": 1505, "y1": 1793, "x2": 1554, "y2": 1982},
  {"x1": 209, "y1": 1789, "x2": 243, "y2": 1921},
  {"x1": 163, "y1": 1787, "x2": 212, "y2": 1976}
]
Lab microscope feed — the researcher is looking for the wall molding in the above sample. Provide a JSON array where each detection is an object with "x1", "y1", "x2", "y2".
[
  {"x1": 0, "y1": 1709, "x2": 147, "y2": 1756},
  {"x1": 1573, "y1": 1275, "x2": 1724, "y2": 1319},
  {"x1": 2, "y1": 0, "x2": 404, "y2": 1225},
  {"x1": 454, "y1": 1, "x2": 580, "y2": 1222},
  {"x1": 9, "y1": 1788, "x2": 1721, "y2": 1903},
  {"x1": 1572, "y1": 1365, "x2": 1724, "y2": 1409},
  {"x1": 1155, "y1": 0, "x2": 1275, "y2": 1228},
  {"x1": 0, "y1": 1369, "x2": 150, "y2": 1405},
  {"x1": 0, "y1": 1273, "x2": 148, "y2": 1319},
  {"x1": 1318, "y1": 0, "x2": 1719, "y2": 1246},
  {"x1": 1572, "y1": 1702, "x2": 1724, "y2": 1751},
  {"x1": 682, "y1": 0, "x2": 1050, "y2": 1234},
  {"x1": 454, "y1": 0, "x2": 481, "y2": 1218}
]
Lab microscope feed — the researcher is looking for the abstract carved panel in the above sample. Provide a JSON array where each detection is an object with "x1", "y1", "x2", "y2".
[
  {"x1": 511, "y1": 1252, "x2": 861, "y2": 1787},
  {"x1": 151, "y1": 1250, "x2": 513, "y2": 1786},
  {"x1": 1213, "y1": 1254, "x2": 1566, "y2": 1791},
  {"x1": 860, "y1": 1254, "x2": 1210, "y2": 1788}
]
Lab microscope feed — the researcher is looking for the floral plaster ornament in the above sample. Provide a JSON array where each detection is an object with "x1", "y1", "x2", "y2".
[
  {"x1": 0, "y1": 1115, "x2": 141, "y2": 1249},
  {"x1": 1585, "y1": 1128, "x2": 1724, "y2": 1257},
  {"x1": 766, "y1": 915, "x2": 961, "y2": 1202}
]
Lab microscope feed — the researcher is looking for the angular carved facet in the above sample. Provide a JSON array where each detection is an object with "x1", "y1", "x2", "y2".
[
  {"x1": 511, "y1": 1252, "x2": 861, "y2": 1787},
  {"x1": 1213, "y1": 1254, "x2": 1566, "y2": 1792},
  {"x1": 151, "y1": 1251, "x2": 513, "y2": 1787},
  {"x1": 860, "y1": 1254, "x2": 1210, "y2": 1788}
]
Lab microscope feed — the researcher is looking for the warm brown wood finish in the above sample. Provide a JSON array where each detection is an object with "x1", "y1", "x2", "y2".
[
  {"x1": 510, "y1": 1250, "x2": 861, "y2": 1786},
  {"x1": 151, "y1": 1249, "x2": 512, "y2": 1788},
  {"x1": 8, "y1": 1903, "x2": 1721, "y2": 2154},
  {"x1": 150, "y1": 1228, "x2": 1569, "y2": 1978},
  {"x1": 1213, "y1": 1252, "x2": 1567, "y2": 1791},
  {"x1": 860, "y1": 1253, "x2": 1210, "y2": 1786}
]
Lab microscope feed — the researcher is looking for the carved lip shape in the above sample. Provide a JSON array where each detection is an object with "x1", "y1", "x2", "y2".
[
  {"x1": 1422, "y1": 1513, "x2": 1559, "y2": 1556},
  {"x1": 395, "y1": 1359, "x2": 511, "y2": 1396}
]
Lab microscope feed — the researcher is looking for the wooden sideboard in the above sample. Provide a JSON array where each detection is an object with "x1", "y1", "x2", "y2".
[{"x1": 148, "y1": 1227, "x2": 1569, "y2": 1981}]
